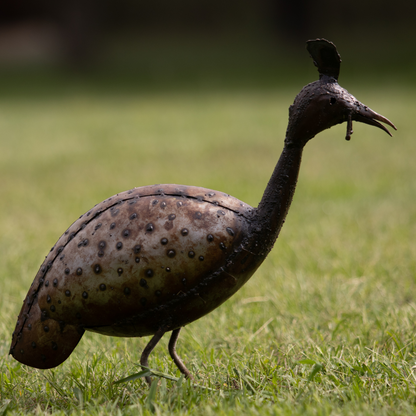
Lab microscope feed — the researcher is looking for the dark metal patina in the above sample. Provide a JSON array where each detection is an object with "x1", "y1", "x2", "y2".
[{"x1": 10, "y1": 39, "x2": 396, "y2": 382}]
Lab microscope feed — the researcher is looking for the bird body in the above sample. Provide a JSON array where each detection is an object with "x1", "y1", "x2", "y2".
[
  {"x1": 10, "y1": 39, "x2": 396, "y2": 380},
  {"x1": 10, "y1": 184, "x2": 263, "y2": 369}
]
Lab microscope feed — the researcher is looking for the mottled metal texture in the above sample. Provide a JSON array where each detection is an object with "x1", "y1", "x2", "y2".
[
  {"x1": 10, "y1": 39, "x2": 396, "y2": 373},
  {"x1": 10, "y1": 185, "x2": 266, "y2": 369}
]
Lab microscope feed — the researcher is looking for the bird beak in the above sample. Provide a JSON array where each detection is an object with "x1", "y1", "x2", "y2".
[{"x1": 349, "y1": 104, "x2": 397, "y2": 140}]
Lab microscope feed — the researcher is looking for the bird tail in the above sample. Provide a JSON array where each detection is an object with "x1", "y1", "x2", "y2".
[{"x1": 10, "y1": 298, "x2": 84, "y2": 369}]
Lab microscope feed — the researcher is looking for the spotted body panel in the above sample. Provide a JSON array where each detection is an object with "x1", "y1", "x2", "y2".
[
  {"x1": 10, "y1": 185, "x2": 260, "y2": 369},
  {"x1": 11, "y1": 39, "x2": 394, "y2": 378}
]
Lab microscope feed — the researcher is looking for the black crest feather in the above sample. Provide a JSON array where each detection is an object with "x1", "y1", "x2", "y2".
[{"x1": 306, "y1": 39, "x2": 341, "y2": 80}]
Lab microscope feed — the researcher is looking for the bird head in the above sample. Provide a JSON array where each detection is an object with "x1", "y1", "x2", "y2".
[{"x1": 285, "y1": 39, "x2": 396, "y2": 147}]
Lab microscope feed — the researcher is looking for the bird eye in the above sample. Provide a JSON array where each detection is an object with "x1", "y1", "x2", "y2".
[{"x1": 330, "y1": 97, "x2": 337, "y2": 105}]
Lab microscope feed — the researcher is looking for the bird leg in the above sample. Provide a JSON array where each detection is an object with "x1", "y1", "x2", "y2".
[
  {"x1": 345, "y1": 112, "x2": 353, "y2": 141},
  {"x1": 168, "y1": 327, "x2": 194, "y2": 380},
  {"x1": 140, "y1": 326, "x2": 166, "y2": 385}
]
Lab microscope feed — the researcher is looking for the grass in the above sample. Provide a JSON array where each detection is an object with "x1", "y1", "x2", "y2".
[{"x1": 0, "y1": 77, "x2": 415, "y2": 415}]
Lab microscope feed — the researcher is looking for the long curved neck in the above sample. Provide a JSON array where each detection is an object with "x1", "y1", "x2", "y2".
[{"x1": 249, "y1": 143, "x2": 304, "y2": 255}]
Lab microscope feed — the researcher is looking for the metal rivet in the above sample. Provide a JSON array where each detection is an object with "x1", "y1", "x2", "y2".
[
  {"x1": 146, "y1": 223, "x2": 154, "y2": 232},
  {"x1": 31, "y1": 342, "x2": 36, "y2": 348},
  {"x1": 199, "y1": 256, "x2": 204, "y2": 261},
  {"x1": 152, "y1": 199, "x2": 159, "y2": 206},
  {"x1": 53, "y1": 279, "x2": 58, "y2": 287},
  {"x1": 226, "y1": 227, "x2": 235, "y2": 237},
  {"x1": 110, "y1": 222, "x2": 116, "y2": 229},
  {"x1": 130, "y1": 213, "x2": 137, "y2": 220},
  {"x1": 134, "y1": 245, "x2": 141, "y2": 254},
  {"x1": 117, "y1": 268, "x2": 123, "y2": 276},
  {"x1": 50, "y1": 305, "x2": 56, "y2": 312},
  {"x1": 94, "y1": 223, "x2": 102, "y2": 231},
  {"x1": 217, "y1": 210, "x2": 226, "y2": 216},
  {"x1": 194, "y1": 212, "x2": 202, "y2": 219},
  {"x1": 140, "y1": 279, "x2": 147, "y2": 287},
  {"x1": 124, "y1": 287, "x2": 131, "y2": 295},
  {"x1": 161, "y1": 201, "x2": 167, "y2": 209},
  {"x1": 188, "y1": 251, "x2": 195, "y2": 258},
  {"x1": 116, "y1": 242, "x2": 123, "y2": 250},
  {"x1": 122, "y1": 229, "x2": 130, "y2": 238},
  {"x1": 44, "y1": 326, "x2": 49, "y2": 332},
  {"x1": 45, "y1": 280, "x2": 49, "y2": 287},
  {"x1": 177, "y1": 201, "x2": 183, "y2": 208},
  {"x1": 98, "y1": 241, "x2": 106, "y2": 249},
  {"x1": 167, "y1": 249, "x2": 176, "y2": 258},
  {"x1": 161, "y1": 238, "x2": 168, "y2": 245},
  {"x1": 82, "y1": 291, "x2": 88, "y2": 299},
  {"x1": 182, "y1": 278, "x2": 187, "y2": 285},
  {"x1": 135, "y1": 257, "x2": 140, "y2": 263},
  {"x1": 76, "y1": 268, "x2": 83, "y2": 276},
  {"x1": 47, "y1": 295, "x2": 51, "y2": 303},
  {"x1": 28, "y1": 323, "x2": 32, "y2": 330},
  {"x1": 65, "y1": 290, "x2": 71, "y2": 297},
  {"x1": 98, "y1": 250, "x2": 104, "y2": 257},
  {"x1": 155, "y1": 290, "x2": 162, "y2": 296},
  {"x1": 146, "y1": 269, "x2": 154, "y2": 277},
  {"x1": 220, "y1": 242, "x2": 226, "y2": 250},
  {"x1": 168, "y1": 214, "x2": 176, "y2": 220},
  {"x1": 181, "y1": 228, "x2": 189, "y2": 236},
  {"x1": 94, "y1": 264, "x2": 102, "y2": 274},
  {"x1": 166, "y1": 267, "x2": 171, "y2": 272},
  {"x1": 100, "y1": 284, "x2": 106, "y2": 291}
]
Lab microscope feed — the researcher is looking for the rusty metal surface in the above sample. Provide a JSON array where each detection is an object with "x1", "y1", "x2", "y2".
[
  {"x1": 10, "y1": 185, "x2": 262, "y2": 368},
  {"x1": 10, "y1": 39, "x2": 396, "y2": 372}
]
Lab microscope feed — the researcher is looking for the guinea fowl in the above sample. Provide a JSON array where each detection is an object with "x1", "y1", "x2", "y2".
[{"x1": 10, "y1": 39, "x2": 396, "y2": 383}]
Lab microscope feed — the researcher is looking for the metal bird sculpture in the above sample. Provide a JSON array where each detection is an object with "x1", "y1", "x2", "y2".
[{"x1": 10, "y1": 39, "x2": 396, "y2": 383}]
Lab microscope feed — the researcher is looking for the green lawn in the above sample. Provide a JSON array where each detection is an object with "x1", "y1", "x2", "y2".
[{"x1": 0, "y1": 80, "x2": 415, "y2": 415}]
